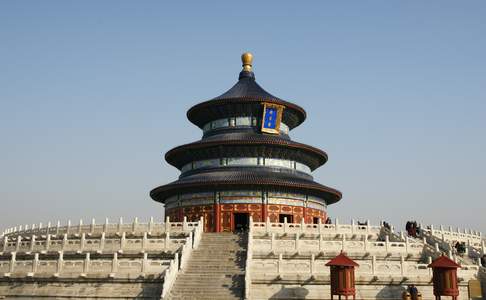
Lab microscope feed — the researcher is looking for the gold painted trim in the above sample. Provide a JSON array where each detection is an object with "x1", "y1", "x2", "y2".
[{"x1": 261, "y1": 102, "x2": 285, "y2": 134}]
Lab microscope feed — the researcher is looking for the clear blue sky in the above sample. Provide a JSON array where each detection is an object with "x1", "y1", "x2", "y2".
[{"x1": 1, "y1": 2, "x2": 485, "y2": 233}]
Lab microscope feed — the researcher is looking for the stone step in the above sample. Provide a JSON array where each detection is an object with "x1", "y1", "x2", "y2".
[
  {"x1": 181, "y1": 271, "x2": 245, "y2": 275},
  {"x1": 172, "y1": 278, "x2": 242, "y2": 284},
  {"x1": 167, "y1": 233, "x2": 247, "y2": 300},
  {"x1": 185, "y1": 265, "x2": 243, "y2": 269},
  {"x1": 170, "y1": 289, "x2": 243, "y2": 295},
  {"x1": 169, "y1": 294, "x2": 242, "y2": 300}
]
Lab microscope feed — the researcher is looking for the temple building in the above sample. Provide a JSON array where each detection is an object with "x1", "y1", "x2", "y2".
[{"x1": 150, "y1": 52, "x2": 342, "y2": 232}]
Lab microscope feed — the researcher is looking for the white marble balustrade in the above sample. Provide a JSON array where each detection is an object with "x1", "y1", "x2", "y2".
[
  {"x1": 0, "y1": 232, "x2": 186, "y2": 254},
  {"x1": 0, "y1": 252, "x2": 172, "y2": 277},
  {"x1": 252, "y1": 233, "x2": 424, "y2": 257},
  {"x1": 251, "y1": 218, "x2": 382, "y2": 237},
  {"x1": 423, "y1": 225, "x2": 483, "y2": 248},
  {"x1": 1, "y1": 217, "x2": 200, "y2": 238},
  {"x1": 250, "y1": 256, "x2": 480, "y2": 281}
]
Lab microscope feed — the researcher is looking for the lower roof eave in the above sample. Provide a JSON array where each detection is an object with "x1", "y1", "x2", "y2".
[{"x1": 150, "y1": 181, "x2": 342, "y2": 206}]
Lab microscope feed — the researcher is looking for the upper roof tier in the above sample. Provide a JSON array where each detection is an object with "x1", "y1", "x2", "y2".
[{"x1": 187, "y1": 53, "x2": 307, "y2": 130}]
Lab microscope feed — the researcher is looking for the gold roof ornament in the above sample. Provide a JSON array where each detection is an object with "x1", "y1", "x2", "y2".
[{"x1": 241, "y1": 52, "x2": 253, "y2": 72}]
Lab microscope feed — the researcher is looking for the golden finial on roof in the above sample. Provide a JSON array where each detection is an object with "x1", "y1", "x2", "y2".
[{"x1": 241, "y1": 52, "x2": 253, "y2": 72}]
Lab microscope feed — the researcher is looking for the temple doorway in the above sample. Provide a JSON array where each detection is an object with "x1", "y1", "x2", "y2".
[
  {"x1": 233, "y1": 213, "x2": 249, "y2": 232},
  {"x1": 279, "y1": 214, "x2": 293, "y2": 223}
]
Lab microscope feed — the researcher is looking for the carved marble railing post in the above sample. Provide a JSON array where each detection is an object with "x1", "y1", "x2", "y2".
[
  {"x1": 80, "y1": 233, "x2": 86, "y2": 252},
  {"x1": 318, "y1": 218, "x2": 322, "y2": 235},
  {"x1": 164, "y1": 232, "x2": 170, "y2": 249},
  {"x1": 32, "y1": 253, "x2": 39, "y2": 274},
  {"x1": 270, "y1": 233, "x2": 275, "y2": 251},
  {"x1": 9, "y1": 252, "x2": 16, "y2": 273},
  {"x1": 132, "y1": 217, "x2": 138, "y2": 232},
  {"x1": 15, "y1": 235, "x2": 21, "y2": 252},
  {"x1": 121, "y1": 232, "x2": 126, "y2": 250},
  {"x1": 66, "y1": 220, "x2": 72, "y2": 234},
  {"x1": 367, "y1": 220, "x2": 371, "y2": 233},
  {"x1": 45, "y1": 234, "x2": 51, "y2": 252},
  {"x1": 142, "y1": 232, "x2": 148, "y2": 250},
  {"x1": 100, "y1": 232, "x2": 106, "y2": 252},
  {"x1": 57, "y1": 251, "x2": 63, "y2": 274},
  {"x1": 30, "y1": 235, "x2": 36, "y2": 252},
  {"x1": 112, "y1": 252, "x2": 118, "y2": 273},
  {"x1": 118, "y1": 217, "x2": 123, "y2": 233},
  {"x1": 351, "y1": 219, "x2": 355, "y2": 234},
  {"x1": 142, "y1": 252, "x2": 148, "y2": 273},
  {"x1": 103, "y1": 218, "x2": 108, "y2": 232},
  {"x1": 318, "y1": 234, "x2": 322, "y2": 251},
  {"x1": 165, "y1": 217, "x2": 170, "y2": 234},
  {"x1": 405, "y1": 237, "x2": 410, "y2": 253},
  {"x1": 363, "y1": 234, "x2": 368, "y2": 251},
  {"x1": 341, "y1": 234, "x2": 346, "y2": 251},
  {"x1": 335, "y1": 218, "x2": 339, "y2": 232},
  {"x1": 385, "y1": 235, "x2": 390, "y2": 253},
  {"x1": 90, "y1": 218, "x2": 96, "y2": 234},
  {"x1": 148, "y1": 217, "x2": 154, "y2": 233},
  {"x1": 182, "y1": 216, "x2": 188, "y2": 232},
  {"x1": 400, "y1": 255, "x2": 405, "y2": 276},
  {"x1": 78, "y1": 219, "x2": 83, "y2": 234},
  {"x1": 266, "y1": 217, "x2": 270, "y2": 234},
  {"x1": 435, "y1": 242, "x2": 440, "y2": 253},
  {"x1": 278, "y1": 253, "x2": 283, "y2": 275},
  {"x1": 56, "y1": 221, "x2": 61, "y2": 235},
  {"x1": 300, "y1": 218, "x2": 305, "y2": 234},
  {"x1": 283, "y1": 217, "x2": 287, "y2": 234},
  {"x1": 62, "y1": 233, "x2": 68, "y2": 248},
  {"x1": 83, "y1": 252, "x2": 90, "y2": 274},
  {"x1": 428, "y1": 256, "x2": 433, "y2": 276},
  {"x1": 295, "y1": 233, "x2": 299, "y2": 250},
  {"x1": 369, "y1": 255, "x2": 375, "y2": 275},
  {"x1": 310, "y1": 254, "x2": 315, "y2": 275},
  {"x1": 3, "y1": 236, "x2": 8, "y2": 252}
]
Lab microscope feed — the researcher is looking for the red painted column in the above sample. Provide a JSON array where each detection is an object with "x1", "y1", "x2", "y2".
[
  {"x1": 303, "y1": 205, "x2": 307, "y2": 224},
  {"x1": 262, "y1": 204, "x2": 267, "y2": 223},
  {"x1": 214, "y1": 204, "x2": 221, "y2": 232},
  {"x1": 178, "y1": 208, "x2": 184, "y2": 222}
]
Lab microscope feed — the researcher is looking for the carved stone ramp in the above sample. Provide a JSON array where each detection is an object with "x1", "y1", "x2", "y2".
[{"x1": 167, "y1": 232, "x2": 247, "y2": 300}]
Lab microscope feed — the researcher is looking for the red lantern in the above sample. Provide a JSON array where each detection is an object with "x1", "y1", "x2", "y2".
[
  {"x1": 326, "y1": 252, "x2": 359, "y2": 300},
  {"x1": 428, "y1": 255, "x2": 461, "y2": 300}
]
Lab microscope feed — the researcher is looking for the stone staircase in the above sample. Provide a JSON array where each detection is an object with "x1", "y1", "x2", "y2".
[{"x1": 167, "y1": 232, "x2": 247, "y2": 300}]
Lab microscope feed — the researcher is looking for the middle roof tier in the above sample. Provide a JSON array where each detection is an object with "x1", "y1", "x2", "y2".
[{"x1": 165, "y1": 132, "x2": 328, "y2": 171}]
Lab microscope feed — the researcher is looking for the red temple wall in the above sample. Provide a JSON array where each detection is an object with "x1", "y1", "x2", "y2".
[{"x1": 165, "y1": 203, "x2": 327, "y2": 232}]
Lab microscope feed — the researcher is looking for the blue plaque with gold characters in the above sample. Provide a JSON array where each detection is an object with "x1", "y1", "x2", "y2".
[{"x1": 261, "y1": 102, "x2": 284, "y2": 134}]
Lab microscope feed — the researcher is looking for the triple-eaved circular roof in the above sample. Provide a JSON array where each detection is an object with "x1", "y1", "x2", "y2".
[{"x1": 151, "y1": 55, "x2": 342, "y2": 206}]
